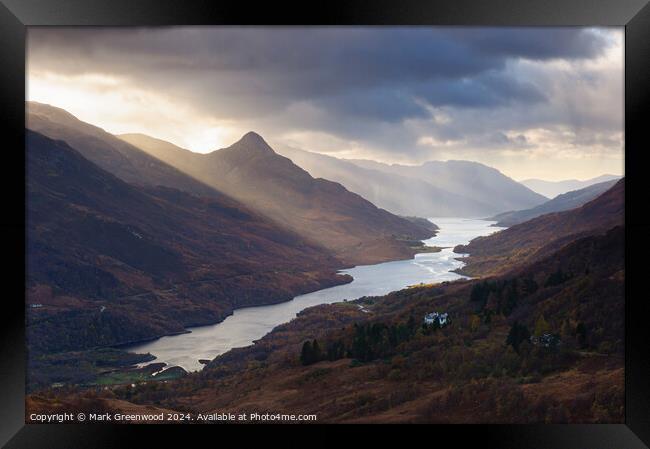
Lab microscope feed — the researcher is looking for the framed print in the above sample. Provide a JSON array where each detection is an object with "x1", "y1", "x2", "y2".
[{"x1": 1, "y1": 0, "x2": 649, "y2": 447}]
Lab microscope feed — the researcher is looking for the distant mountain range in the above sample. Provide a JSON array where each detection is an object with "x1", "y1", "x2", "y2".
[
  {"x1": 489, "y1": 179, "x2": 619, "y2": 227},
  {"x1": 455, "y1": 179, "x2": 624, "y2": 277},
  {"x1": 118, "y1": 132, "x2": 434, "y2": 265},
  {"x1": 349, "y1": 158, "x2": 548, "y2": 216},
  {"x1": 272, "y1": 146, "x2": 546, "y2": 217},
  {"x1": 521, "y1": 174, "x2": 622, "y2": 199},
  {"x1": 274, "y1": 146, "x2": 491, "y2": 217}
]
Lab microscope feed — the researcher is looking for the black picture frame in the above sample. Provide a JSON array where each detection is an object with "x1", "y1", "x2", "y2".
[{"x1": 1, "y1": 0, "x2": 649, "y2": 447}]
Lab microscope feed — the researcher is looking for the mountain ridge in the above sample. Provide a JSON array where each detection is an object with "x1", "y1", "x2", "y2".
[
  {"x1": 489, "y1": 179, "x2": 619, "y2": 227},
  {"x1": 521, "y1": 174, "x2": 622, "y2": 198},
  {"x1": 27, "y1": 102, "x2": 228, "y2": 200},
  {"x1": 119, "y1": 131, "x2": 436, "y2": 265},
  {"x1": 346, "y1": 157, "x2": 548, "y2": 215},
  {"x1": 273, "y1": 145, "x2": 495, "y2": 217}
]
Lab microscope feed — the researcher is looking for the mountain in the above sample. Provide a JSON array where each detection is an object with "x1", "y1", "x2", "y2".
[
  {"x1": 118, "y1": 132, "x2": 436, "y2": 265},
  {"x1": 27, "y1": 102, "x2": 222, "y2": 199},
  {"x1": 489, "y1": 179, "x2": 619, "y2": 227},
  {"x1": 271, "y1": 145, "x2": 494, "y2": 217},
  {"x1": 27, "y1": 130, "x2": 349, "y2": 354},
  {"x1": 521, "y1": 175, "x2": 622, "y2": 199},
  {"x1": 455, "y1": 179, "x2": 624, "y2": 277},
  {"x1": 349, "y1": 158, "x2": 547, "y2": 216}
]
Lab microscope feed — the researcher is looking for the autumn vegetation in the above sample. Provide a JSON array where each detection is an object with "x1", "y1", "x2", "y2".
[{"x1": 31, "y1": 223, "x2": 623, "y2": 423}]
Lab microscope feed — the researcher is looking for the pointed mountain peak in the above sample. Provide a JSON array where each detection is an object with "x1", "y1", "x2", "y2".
[
  {"x1": 219, "y1": 131, "x2": 272, "y2": 155},
  {"x1": 232, "y1": 131, "x2": 274, "y2": 152},
  {"x1": 240, "y1": 131, "x2": 265, "y2": 142},
  {"x1": 219, "y1": 131, "x2": 277, "y2": 159}
]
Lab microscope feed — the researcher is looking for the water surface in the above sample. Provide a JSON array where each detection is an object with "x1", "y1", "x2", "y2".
[{"x1": 126, "y1": 218, "x2": 503, "y2": 371}]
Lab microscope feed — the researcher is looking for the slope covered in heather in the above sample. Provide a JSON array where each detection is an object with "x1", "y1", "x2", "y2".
[
  {"x1": 54, "y1": 225, "x2": 623, "y2": 423},
  {"x1": 455, "y1": 179, "x2": 624, "y2": 277}
]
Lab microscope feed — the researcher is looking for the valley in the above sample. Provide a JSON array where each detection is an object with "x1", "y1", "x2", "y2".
[
  {"x1": 123, "y1": 218, "x2": 502, "y2": 372},
  {"x1": 24, "y1": 103, "x2": 624, "y2": 424}
]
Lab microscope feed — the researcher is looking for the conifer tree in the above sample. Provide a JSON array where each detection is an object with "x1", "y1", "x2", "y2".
[
  {"x1": 312, "y1": 339, "x2": 321, "y2": 362},
  {"x1": 576, "y1": 322, "x2": 588, "y2": 348},
  {"x1": 506, "y1": 321, "x2": 531, "y2": 353},
  {"x1": 300, "y1": 340, "x2": 313, "y2": 365}
]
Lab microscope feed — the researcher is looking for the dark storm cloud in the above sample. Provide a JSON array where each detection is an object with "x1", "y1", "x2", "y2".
[
  {"x1": 413, "y1": 72, "x2": 546, "y2": 109},
  {"x1": 27, "y1": 27, "x2": 621, "y2": 160},
  {"x1": 444, "y1": 28, "x2": 609, "y2": 60},
  {"x1": 28, "y1": 27, "x2": 607, "y2": 106},
  {"x1": 313, "y1": 88, "x2": 429, "y2": 122},
  {"x1": 28, "y1": 27, "x2": 608, "y2": 72}
]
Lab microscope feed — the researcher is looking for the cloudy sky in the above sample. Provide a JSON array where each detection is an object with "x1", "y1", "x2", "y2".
[{"x1": 27, "y1": 27, "x2": 624, "y2": 181}]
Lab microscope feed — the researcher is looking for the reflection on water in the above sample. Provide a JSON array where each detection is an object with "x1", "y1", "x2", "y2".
[{"x1": 125, "y1": 218, "x2": 504, "y2": 371}]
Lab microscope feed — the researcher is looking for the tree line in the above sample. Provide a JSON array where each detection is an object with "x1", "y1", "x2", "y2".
[{"x1": 300, "y1": 317, "x2": 419, "y2": 366}]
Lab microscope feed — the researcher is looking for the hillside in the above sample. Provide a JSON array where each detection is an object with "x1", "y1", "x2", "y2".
[
  {"x1": 46, "y1": 225, "x2": 623, "y2": 423},
  {"x1": 349, "y1": 158, "x2": 547, "y2": 216},
  {"x1": 118, "y1": 132, "x2": 435, "y2": 265},
  {"x1": 490, "y1": 179, "x2": 619, "y2": 227},
  {"x1": 455, "y1": 179, "x2": 624, "y2": 277},
  {"x1": 27, "y1": 102, "x2": 220, "y2": 199},
  {"x1": 27, "y1": 130, "x2": 349, "y2": 356},
  {"x1": 521, "y1": 175, "x2": 622, "y2": 198}
]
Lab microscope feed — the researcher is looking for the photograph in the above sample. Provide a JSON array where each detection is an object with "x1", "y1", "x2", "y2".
[{"x1": 22, "y1": 25, "x2": 628, "y2": 425}]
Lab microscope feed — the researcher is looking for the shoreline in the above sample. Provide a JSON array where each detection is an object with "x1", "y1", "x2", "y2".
[
  {"x1": 120, "y1": 231, "x2": 441, "y2": 355},
  {"x1": 115, "y1": 272, "x2": 355, "y2": 352},
  {"x1": 120, "y1": 240, "x2": 442, "y2": 368},
  {"x1": 30, "y1": 218, "x2": 496, "y2": 388},
  {"x1": 123, "y1": 236, "x2": 455, "y2": 370}
]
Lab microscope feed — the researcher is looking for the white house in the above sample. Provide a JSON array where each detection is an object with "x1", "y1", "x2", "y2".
[{"x1": 424, "y1": 312, "x2": 449, "y2": 327}]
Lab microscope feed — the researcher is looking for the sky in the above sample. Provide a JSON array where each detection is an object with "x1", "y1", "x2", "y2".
[{"x1": 27, "y1": 27, "x2": 624, "y2": 181}]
